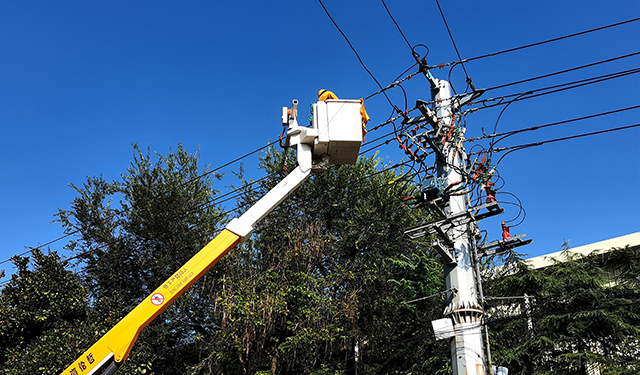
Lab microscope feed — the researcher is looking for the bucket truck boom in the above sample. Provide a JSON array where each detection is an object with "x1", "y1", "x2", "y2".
[{"x1": 61, "y1": 98, "x2": 364, "y2": 375}]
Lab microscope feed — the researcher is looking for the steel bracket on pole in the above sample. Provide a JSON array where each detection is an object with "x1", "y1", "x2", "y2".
[
  {"x1": 433, "y1": 238, "x2": 456, "y2": 264},
  {"x1": 423, "y1": 133, "x2": 446, "y2": 162},
  {"x1": 404, "y1": 201, "x2": 502, "y2": 240},
  {"x1": 416, "y1": 100, "x2": 442, "y2": 133},
  {"x1": 477, "y1": 234, "x2": 533, "y2": 257},
  {"x1": 426, "y1": 198, "x2": 447, "y2": 218},
  {"x1": 472, "y1": 201, "x2": 504, "y2": 221},
  {"x1": 399, "y1": 100, "x2": 447, "y2": 162}
]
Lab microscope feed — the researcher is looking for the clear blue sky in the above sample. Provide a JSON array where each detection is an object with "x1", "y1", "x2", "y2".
[{"x1": 1, "y1": 0, "x2": 639, "y2": 279}]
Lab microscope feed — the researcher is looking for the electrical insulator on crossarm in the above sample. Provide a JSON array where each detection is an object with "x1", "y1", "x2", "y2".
[
  {"x1": 501, "y1": 221, "x2": 511, "y2": 240},
  {"x1": 485, "y1": 182, "x2": 496, "y2": 204}
]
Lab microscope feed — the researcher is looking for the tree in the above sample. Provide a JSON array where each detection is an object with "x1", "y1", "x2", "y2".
[
  {"x1": 56, "y1": 143, "x2": 227, "y2": 374},
  {"x1": 191, "y1": 147, "x2": 449, "y2": 374},
  {"x1": 8, "y1": 142, "x2": 449, "y2": 374},
  {"x1": 484, "y1": 245, "x2": 640, "y2": 375},
  {"x1": 0, "y1": 250, "x2": 101, "y2": 374}
]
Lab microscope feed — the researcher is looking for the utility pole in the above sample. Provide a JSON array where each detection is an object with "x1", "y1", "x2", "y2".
[
  {"x1": 433, "y1": 78, "x2": 486, "y2": 375},
  {"x1": 401, "y1": 67, "x2": 532, "y2": 374},
  {"x1": 402, "y1": 73, "x2": 488, "y2": 373}
]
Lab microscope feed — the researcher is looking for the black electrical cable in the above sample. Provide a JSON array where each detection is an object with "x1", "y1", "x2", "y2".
[
  {"x1": 48, "y1": 131, "x2": 422, "y2": 269},
  {"x1": 26, "y1": 62, "x2": 630, "y2": 266},
  {"x1": 484, "y1": 50, "x2": 640, "y2": 92},
  {"x1": 53, "y1": 157, "x2": 419, "y2": 270},
  {"x1": 0, "y1": 139, "x2": 285, "y2": 265},
  {"x1": 317, "y1": 0, "x2": 399, "y2": 113},
  {"x1": 498, "y1": 192, "x2": 527, "y2": 227},
  {"x1": 493, "y1": 104, "x2": 640, "y2": 148},
  {"x1": 493, "y1": 123, "x2": 640, "y2": 166},
  {"x1": 363, "y1": 130, "x2": 397, "y2": 146},
  {"x1": 381, "y1": 0, "x2": 412, "y2": 51},
  {"x1": 0, "y1": 232, "x2": 79, "y2": 266},
  {"x1": 179, "y1": 140, "x2": 279, "y2": 190},
  {"x1": 2, "y1": 188, "x2": 230, "y2": 270},
  {"x1": 434, "y1": 0, "x2": 472, "y2": 88},
  {"x1": 464, "y1": 16, "x2": 640, "y2": 63},
  {"x1": 488, "y1": 91, "x2": 533, "y2": 154},
  {"x1": 359, "y1": 136, "x2": 397, "y2": 155},
  {"x1": 469, "y1": 104, "x2": 640, "y2": 143},
  {"x1": 472, "y1": 67, "x2": 640, "y2": 111}
]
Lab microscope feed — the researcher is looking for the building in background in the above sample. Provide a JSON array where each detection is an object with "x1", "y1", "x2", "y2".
[{"x1": 526, "y1": 232, "x2": 640, "y2": 271}]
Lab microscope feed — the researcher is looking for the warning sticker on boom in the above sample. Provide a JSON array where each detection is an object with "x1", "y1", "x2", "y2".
[{"x1": 151, "y1": 293, "x2": 165, "y2": 306}]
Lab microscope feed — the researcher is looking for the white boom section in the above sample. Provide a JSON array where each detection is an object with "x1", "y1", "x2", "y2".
[
  {"x1": 227, "y1": 98, "x2": 363, "y2": 241},
  {"x1": 225, "y1": 145, "x2": 313, "y2": 241}
]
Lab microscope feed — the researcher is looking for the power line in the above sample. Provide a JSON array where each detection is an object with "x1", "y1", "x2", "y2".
[
  {"x1": 491, "y1": 123, "x2": 640, "y2": 166},
  {"x1": 484, "y1": 50, "x2": 640, "y2": 92},
  {"x1": 0, "y1": 141, "x2": 280, "y2": 265},
  {"x1": 1, "y1": 79, "x2": 424, "y2": 266},
  {"x1": 372, "y1": 61, "x2": 640, "y2": 141},
  {"x1": 381, "y1": 0, "x2": 412, "y2": 51},
  {"x1": 18, "y1": 158, "x2": 415, "y2": 274},
  {"x1": 1, "y1": 85, "x2": 422, "y2": 267},
  {"x1": 0, "y1": 232, "x2": 78, "y2": 266},
  {"x1": 494, "y1": 122, "x2": 640, "y2": 151},
  {"x1": 434, "y1": 0, "x2": 473, "y2": 90},
  {"x1": 461, "y1": 16, "x2": 640, "y2": 64},
  {"x1": 317, "y1": 0, "x2": 400, "y2": 113},
  {"x1": 177, "y1": 140, "x2": 279, "y2": 191},
  {"x1": 468, "y1": 104, "x2": 640, "y2": 143},
  {"x1": 471, "y1": 67, "x2": 640, "y2": 110}
]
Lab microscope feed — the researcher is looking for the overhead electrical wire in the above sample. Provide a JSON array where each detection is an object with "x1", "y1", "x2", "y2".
[
  {"x1": 428, "y1": 16, "x2": 640, "y2": 69},
  {"x1": 1, "y1": 79, "x2": 422, "y2": 267},
  {"x1": 491, "y1": 122, "x2": 640, "y2": 167},
  {"x1": 468, "y1": 104, "x2": 640, "y2": 144},
  {"x1": 317, "y1": 0, "x2": 398, "y2": 112},
  {"x1": 4, "y1": 9, "x2": 638, "y2": 292},
  {"x1": 371, "y1": 55, "x2": 640, "y2": 146},
  {"x1": 388, "y1": 64, "x2": 640, "y2": 230},
  {"x1": 178, "y1": 140, "x2": 279, "y2": 190},
  {"x1": 493, "y1": 122, "x2": 640, "y2": 153},
  {"x1": 488, "y1": 92, "x2": 532, "y2": 153},
  {"x1": 0, "y1": 139, "x2": 283, "y2": 265},
  {"x1": 1, "y1": 114, "x2": 417, "y2": 275},
  {"x1": 484, "y1": 50, "x2": 640, "y2": 92},
  {"x1": 374, "y1": 54, "x2": 640, "y2": 230},
  {"x1": 471, "y1": 67, "x2": 640, "y2": 111},
  {"x1": 464, "y1": 16, "x2": 640, "y2": 63},
  {"x1": 381, "y1": 0, "x2": 412, "y2": 51},
  {"x1": 0, "y1": 157, "x2": 418, "y2": 275},
  {"x1": 496, "y1": 192, "x2": 526, "y2": 227},
  {"x1": 0, "y1": 232, "x2": 78, "y2": 266},
  {"x1": 434, "y1": 0, "x2": 473, "y2": 90},
  {"x1": 359, "y1": 134, "x2": 398, "y2": 155}
]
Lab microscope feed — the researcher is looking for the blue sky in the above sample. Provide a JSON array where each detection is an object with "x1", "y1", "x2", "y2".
[{"x1": 1, "y1": 0, "x2": 639, "y2": 279}]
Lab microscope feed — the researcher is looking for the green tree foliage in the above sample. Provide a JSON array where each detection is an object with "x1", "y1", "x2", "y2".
[
  {"x1": 56, "y1": 143, "x2": 227, "y2": 373},
  {"x1": 0, "y1": 250, "x2": 102, "y2": 374},
  {"x1": 191, "y1": 148, "x2": 449, "y2": 374},
  {"x1": 484, "y1": 245, "x2": 640, "y2": 375},
  {"x1": 2, "y1": 144, "x2": 449, "y2": 374}
]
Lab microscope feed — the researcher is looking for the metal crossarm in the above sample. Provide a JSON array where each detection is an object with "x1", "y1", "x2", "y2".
[{"x1": 477, "y1": 234, "x2": 533, "y2": 257}]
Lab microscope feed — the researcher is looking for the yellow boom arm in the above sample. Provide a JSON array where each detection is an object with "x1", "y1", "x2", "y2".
[{"x1": 61, "y1": 230, "x2": 241, "y2": 375}]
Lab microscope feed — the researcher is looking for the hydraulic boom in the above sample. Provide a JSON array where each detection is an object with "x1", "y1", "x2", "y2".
[{"x1": 61, "y1": 97, "x2": 365, "y2": 375}]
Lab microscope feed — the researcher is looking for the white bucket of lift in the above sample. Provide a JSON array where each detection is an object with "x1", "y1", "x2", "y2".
[{"x1": 313, "y1": 99, "x2": 362, "y2": 164}]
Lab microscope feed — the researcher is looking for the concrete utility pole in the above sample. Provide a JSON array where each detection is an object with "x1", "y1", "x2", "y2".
[
  {"x1": 432, "y1": 78, "x2": 486, "y2": 375},
  {"x1": 403, "y1": 66, "x2": 530, "y2": 375}
]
